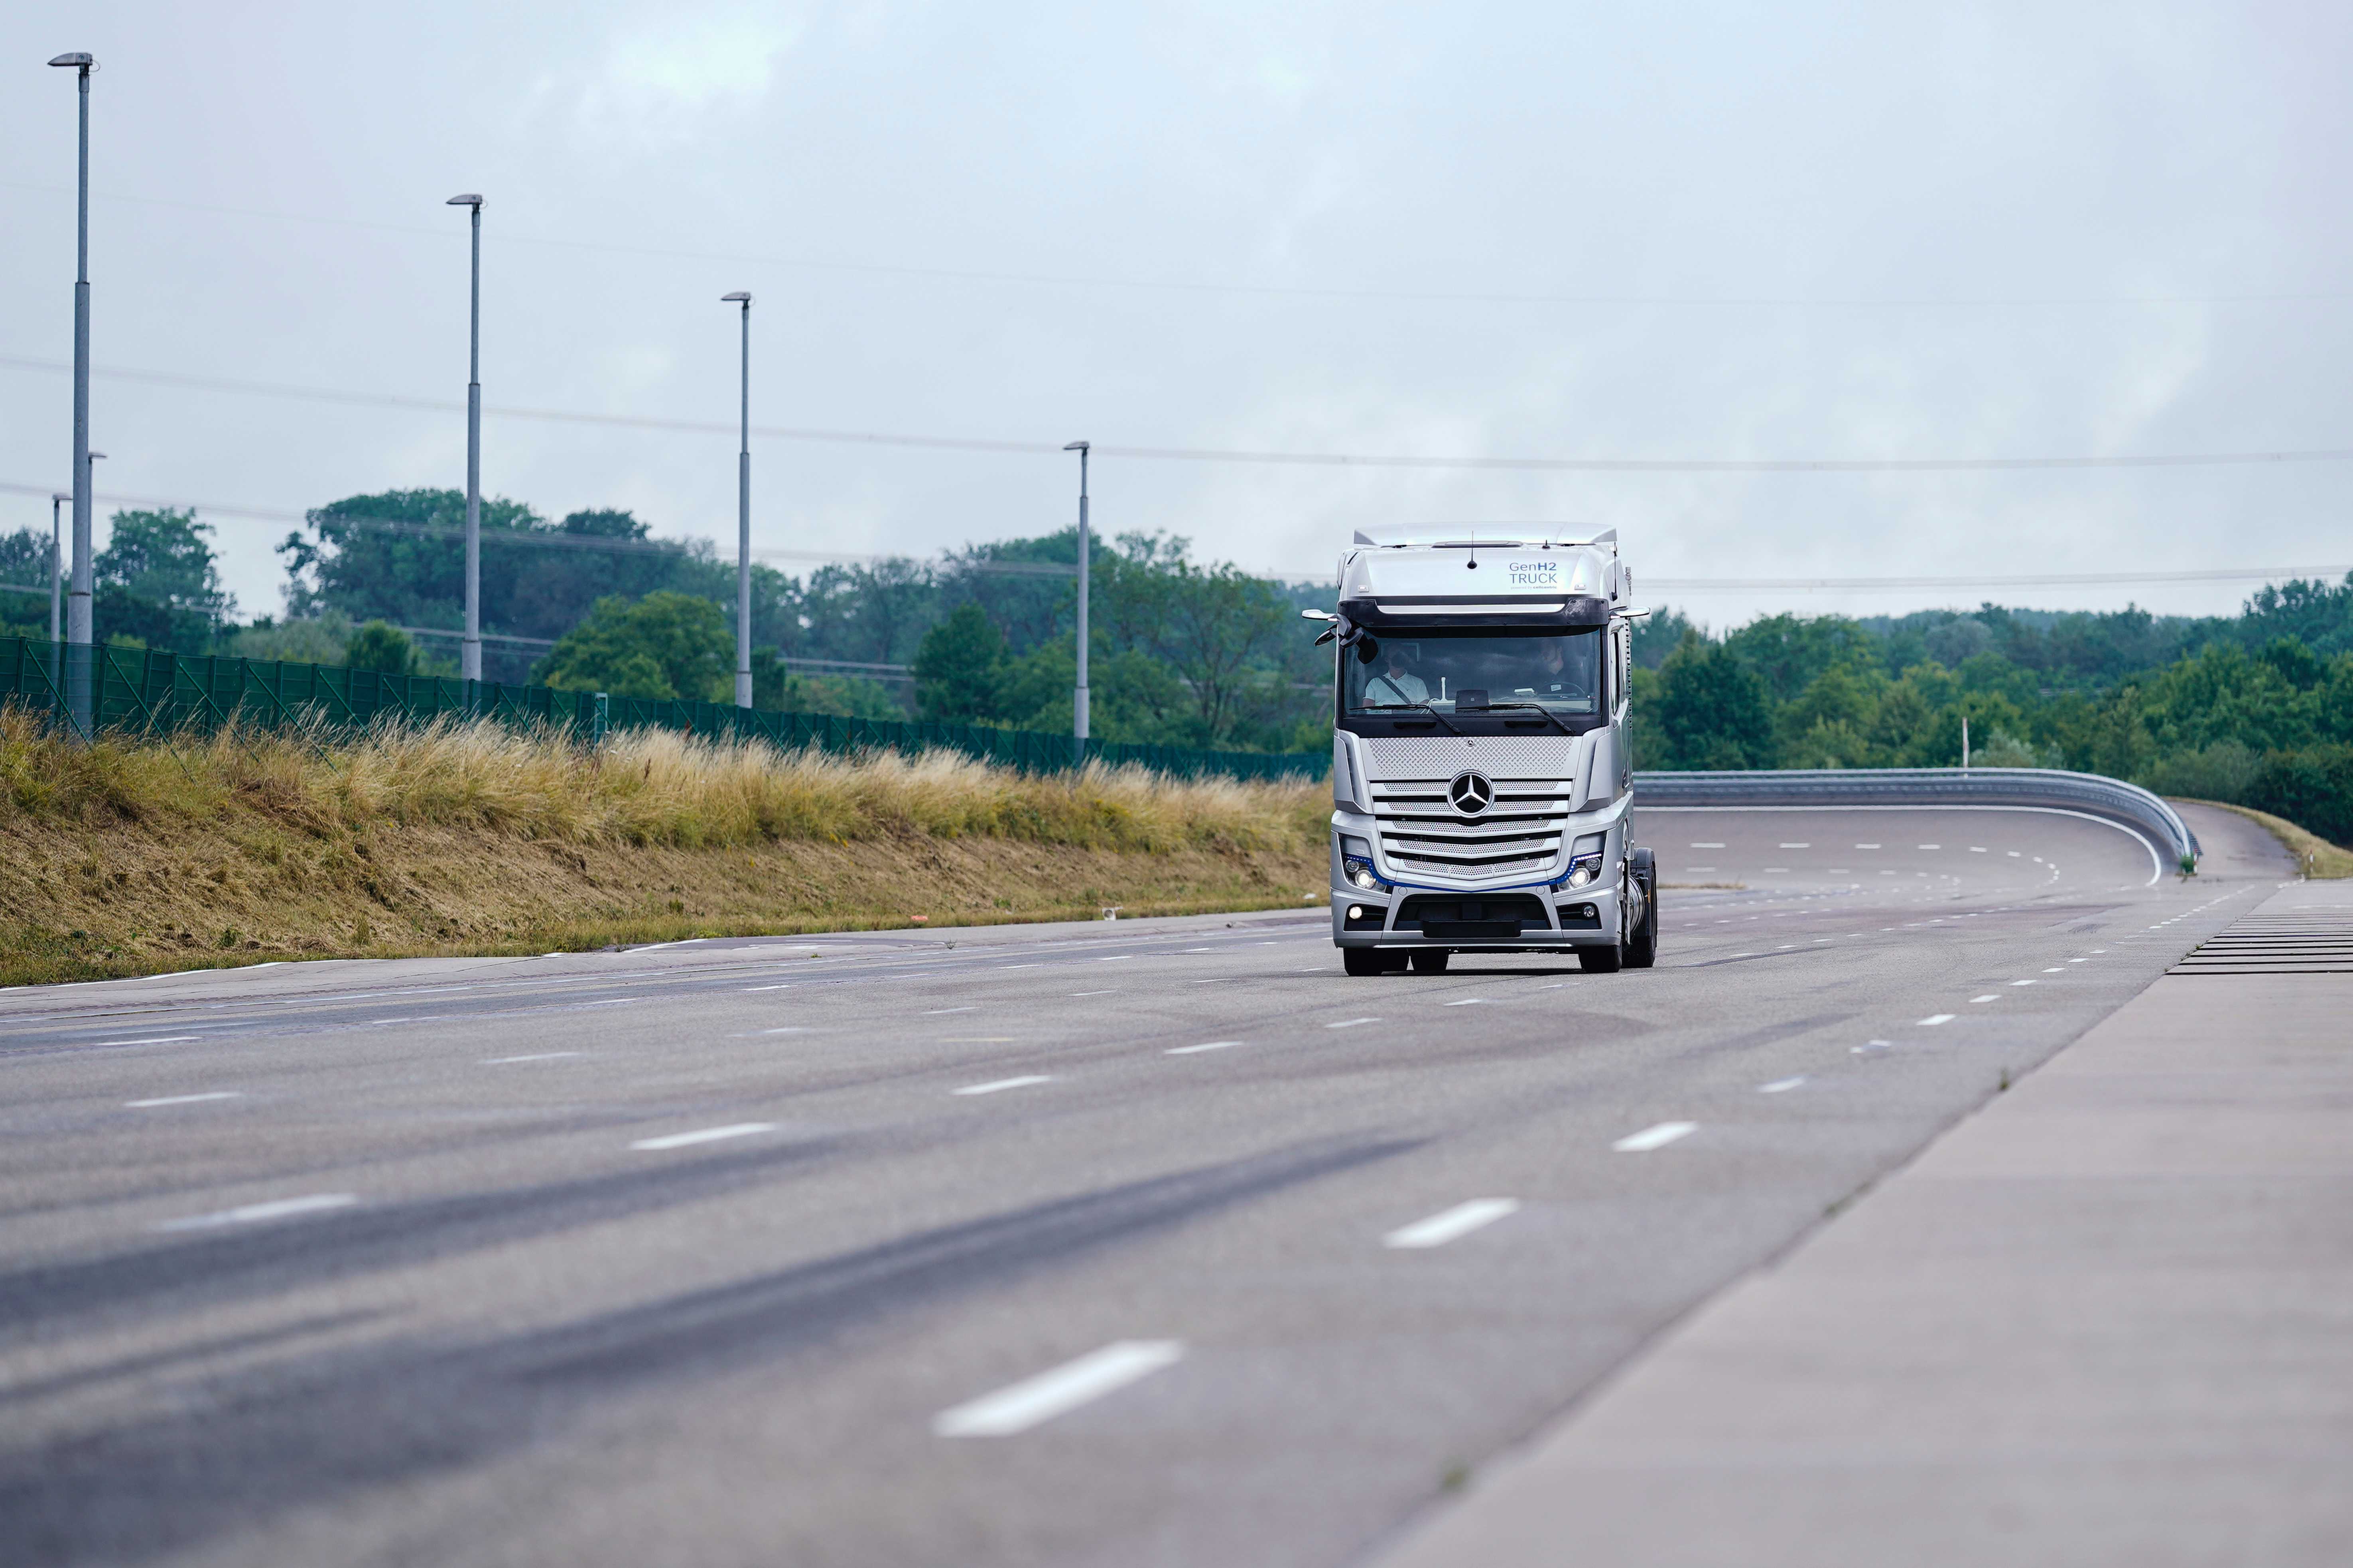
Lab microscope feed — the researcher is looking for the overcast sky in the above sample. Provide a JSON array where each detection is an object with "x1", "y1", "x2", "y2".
[{"x1": 4, "y1": 1, "x2": 2348, "y2": 630}]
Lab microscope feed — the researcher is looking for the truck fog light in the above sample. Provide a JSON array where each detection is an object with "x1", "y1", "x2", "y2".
[{"x1": 1348, "y1": 905, "x2": 1370, "y2": 920}]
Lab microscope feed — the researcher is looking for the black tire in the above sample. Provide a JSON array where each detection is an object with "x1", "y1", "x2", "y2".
[
  {"x1": 1410, "y1": 951, "x2": 1450, "y2": 974},
  {"x1": 1626, "y1": 848, "x2": 1658, "y2": 969},
  {"x1": 1343, "y1": 947, "x2": 1385, "y2": 976},
  {"x1": 1579, "y1": 942, "x2": 1624, "y2": 973}
]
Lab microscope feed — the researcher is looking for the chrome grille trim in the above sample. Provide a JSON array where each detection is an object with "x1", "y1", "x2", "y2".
[
  {"x1": 1357, "y1": 737, "x2": 1587, "y2": 886},
  {"x1": 1368, "y1": 774, "x2": 1571, "y2": 882}
]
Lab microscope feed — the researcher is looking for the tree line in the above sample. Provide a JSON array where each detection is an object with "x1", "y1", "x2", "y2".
[
  {"x1": 0, "y1": 490, "x2": 1332, "y2": 754},
  {"x1": 1628, "y1": 587, "x2": 2353, "y2": 841}
]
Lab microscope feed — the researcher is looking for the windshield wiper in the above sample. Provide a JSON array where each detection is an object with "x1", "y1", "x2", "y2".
[
  {"x1": 1482, "y1": 700, "x2": 1580, "y2": 737},
  {"x1": 1361, "y1": 701, "x2": 1466, "y2": 738}
]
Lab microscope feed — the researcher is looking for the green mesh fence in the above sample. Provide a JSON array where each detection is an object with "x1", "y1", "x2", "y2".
[{"x1": 0, "y1": 638, "x2": 1326, "y2": 783}]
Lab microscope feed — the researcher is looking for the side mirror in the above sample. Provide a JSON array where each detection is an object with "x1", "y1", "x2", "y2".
[{"x1": 1300, "y1": 608, "x2": 1336, "y2": 622}]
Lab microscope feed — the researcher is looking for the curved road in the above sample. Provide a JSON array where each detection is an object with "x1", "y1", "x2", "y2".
[{"x1": 0, "y1": 801, "x2": 2291, "y2": 1567}]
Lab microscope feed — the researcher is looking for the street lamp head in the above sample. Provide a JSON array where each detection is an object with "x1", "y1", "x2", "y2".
[
  {"x1": 445, "y1": 193, "x2": 484, "y2": 208},
  {"x1": 1063, "y1": 441, "x2": 1089, "y2": 453},
  {"x1": 721, "y1": 291, "x2": 752, "y2": 304},
  {"x1": 48, "y1": 52, "x2": 95, "y2": 69},
  {"x1": 88, "y1": 451, "x2": 107, "y2": 461}
]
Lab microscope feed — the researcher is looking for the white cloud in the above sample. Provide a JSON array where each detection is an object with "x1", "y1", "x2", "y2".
[{"x1": 605, "y1": 8, "x2": 802, "y2": 109}]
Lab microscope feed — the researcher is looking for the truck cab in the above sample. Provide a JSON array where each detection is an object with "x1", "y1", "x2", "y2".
[{"x1": 1315, "y1": 526, "x2": 1656, "y2": 977}]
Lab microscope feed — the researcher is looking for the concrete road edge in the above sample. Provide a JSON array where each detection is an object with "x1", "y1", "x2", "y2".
[{"x1": 1372, "y1": 879, "x2": 2353, "y2": 1568}]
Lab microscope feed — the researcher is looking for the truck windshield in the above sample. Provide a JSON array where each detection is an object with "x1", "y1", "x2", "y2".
[{"x1": 1344, "y1": 627, "x2": 1602, "y2": 716}]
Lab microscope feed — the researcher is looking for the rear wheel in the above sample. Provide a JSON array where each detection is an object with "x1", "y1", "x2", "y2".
[
  {"x1": 1410, "y1": 951, "x2": 1450, "y2": 974},
  {"x1": 1626, "y1": 849, "x2": 1658, "y2": 969},
  {"x1": 1343, "y1": 947, "x2": 1385, "y2": 977}
]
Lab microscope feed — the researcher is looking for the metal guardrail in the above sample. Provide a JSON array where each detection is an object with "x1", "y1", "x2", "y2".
[{"x1": 1633, "y1": 766, "x2": 2200, "y2": 867}]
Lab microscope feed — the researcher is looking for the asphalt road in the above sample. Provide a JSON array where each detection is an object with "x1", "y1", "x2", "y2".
[{"x1": 0, "y1": 802, "x2": 2289, "y2": 1568}]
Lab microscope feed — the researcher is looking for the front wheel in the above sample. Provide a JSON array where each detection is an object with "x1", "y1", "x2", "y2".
[
  {"x1": 1581, "y1": 872, "x2": 1629, "y2": 972},
  {"x1": 1625, "y1": 848, "x2": 1658, "y2": 969},
  {"x1": 1410, "y1": 951, "x2": 1450, "y2": 974},
  {"x1": 1343, "y1": 947, "x2": 1385, "y2": 977}
]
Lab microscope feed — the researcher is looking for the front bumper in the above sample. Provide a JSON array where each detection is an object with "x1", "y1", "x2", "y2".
[
  {"x1": 1330, "y1": 805, "x2": 1630, "y2": 951},
  {"x1": 1331, "y1": 878, "x2": 1622, "y2": 950}
]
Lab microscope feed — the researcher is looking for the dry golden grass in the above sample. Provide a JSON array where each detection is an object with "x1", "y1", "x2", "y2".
[
  {"x1": 0, "y1": 706, "x2": 1332, "y2": 985},
  {"x1": 0, "y1": 707, "x2": 1325, "y2": 851}
]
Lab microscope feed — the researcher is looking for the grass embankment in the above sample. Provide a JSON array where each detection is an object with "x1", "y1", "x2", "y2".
[
  {"x1": 0, "y1": 707, "x2": 1331, "y2": 988},
  {"x1": 2171, "y1": 797, "x2": 2353, "y2": 879}
]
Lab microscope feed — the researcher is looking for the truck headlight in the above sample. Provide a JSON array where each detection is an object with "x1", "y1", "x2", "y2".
[
  {"x1": 1553, "y1": 831, "x2": 1607, "y2": 892},
  {"x1": 1339, "y1": 835, "x2": 1389, "y2": 892}
]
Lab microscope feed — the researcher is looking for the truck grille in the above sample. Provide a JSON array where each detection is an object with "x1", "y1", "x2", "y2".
[{"x1": 1370, "y1": 776, "x2": 1571, "y2": 882}]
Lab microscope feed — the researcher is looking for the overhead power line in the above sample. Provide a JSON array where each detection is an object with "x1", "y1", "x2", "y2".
[
  {"x1": 8, "y1": 479, "x2": 2346, "y2": 597},
  {"x1": 4, "y1": 354, "x2": 2352, "y2": 474},
  {"x1": 0, "y1": 482, "x2": 1076, "y2": 577},
  {"x1": 1645, "y1": 566, "x2": 2353, "y2": 593}
]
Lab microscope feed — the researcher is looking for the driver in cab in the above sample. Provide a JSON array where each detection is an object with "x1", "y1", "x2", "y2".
[
  {"x1": 1527, "y1": 638, "x2": 1586, "y2": 703},
  {"x1": 1364, "y1": 645, "x2": 1427, "y2": 706}
]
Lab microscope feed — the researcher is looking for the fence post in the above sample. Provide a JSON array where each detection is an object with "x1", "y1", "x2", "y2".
[{"x1": 591, "y1": 691, "x2": 608, "y2": 748}]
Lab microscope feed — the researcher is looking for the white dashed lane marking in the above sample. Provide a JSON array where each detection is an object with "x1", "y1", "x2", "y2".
[
  {"x1": 952, "y1": 1076, "x2": 1052, "y2": 1097},
  {"x1": 158, "y1": 1193, "x2": 356, "y2": 1232},
  {"x1": 630, "y1": 1123, "x2": 777, "y2": 1151},
  {"x1": 1383, "y1": 1198, "x2": 1520, "y2": 1249},
  {"x1": 484, "y1": 1052, "x2": 580, "y2": 1063},
  {"x1": 1758, "y1": 1077, "x2": 1806, "y2": 1093},
  {"x1": 125, "y1": 1091, "x2": 242, "y2": 1107},
  {"x1": 934, "y1": 1341, "x2": 1185, "y2": 1437},
  {"x1": 1613, "y1": 1121, "x2": 1697, "y2": 1152},
  {"x1": 1917, "y1": 1014, "x2": 1956, "y2": 1026},
  {"x1": 1165, "y1": 1041, "x2": 1241, "y2": 1056}
]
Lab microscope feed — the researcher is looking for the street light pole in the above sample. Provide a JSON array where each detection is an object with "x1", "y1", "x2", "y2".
[
  {"x1": 49, "y1": 493, "x2": 67, "y2": 644},
  {"x1": 447, "y1": 194, "x2": 485, "y2": 689},
  {"x1": 1062, "y1": 441, "x2": 1090, "y2": 752},
  {"x1": 722, "y1": 292, "x2": 753, "y2": 707},
  {"x1": 49, "y1": 51, "x2": 96, "y2": 735}
]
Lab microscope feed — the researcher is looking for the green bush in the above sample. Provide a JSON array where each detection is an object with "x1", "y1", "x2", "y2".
[{"x1": 2246, "y1": 745, "x2": 2353, "y2": 845}]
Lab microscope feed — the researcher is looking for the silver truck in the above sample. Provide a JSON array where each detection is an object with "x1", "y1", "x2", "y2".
[{"x1": 1309, "y1": 526, "x2": 1657, "y2": 977}]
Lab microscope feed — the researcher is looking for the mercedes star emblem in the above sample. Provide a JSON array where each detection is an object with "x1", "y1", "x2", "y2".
[{"x1": 1448, "y1": 770, "x2": 1495, "y2": 816}]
